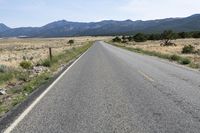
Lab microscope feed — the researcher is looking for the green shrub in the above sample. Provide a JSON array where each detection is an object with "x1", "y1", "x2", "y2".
[
  {"x1": 112, "y1": 36, "x2": 122, "y2": 42},
  {"x1": 192, "y1": 32, "x2": 200, "y2": 38},
  {"x1": 0, "y1": 72, "x2": 13, "y2": 84},
  {"x1": 41, "y1": 59, "x2": 51, "y2": 67},
  {"x1": 17, "y1": 72, "x2": 29, "y2": 82},
  {"x1": 0, "y1": 65, "x2": 8, "y2": 73},
  {"x1": 179, "y1": 58, "x2": 191, "y2": 65},
  {"x1": 122, "y1": 40, "x2": 128, "y2": 43},
  {"x1": 170, "y1": 54, "x2": 181, "y2": 61},
  {"x1": 182, "y1": 45, "x2": 195, "y2": 54},
  {"x1": 12, "y1": 95, "x2": 26, "y2": 106},
  {"x1": 20, "y1": 61, "x2": 32, "y2": 69},
  {"x1": 189, "y1": 63, "x2": 200, "y2": 69},
  {"x1": 22, "y1": 84, "x2": 34, "y2": 93},
  {"x1": 148, "y1": 34, "x2": 161, "y2": 40},
  {"x1": 134, "y1": 33, "x2": 147, "y2": 42}
]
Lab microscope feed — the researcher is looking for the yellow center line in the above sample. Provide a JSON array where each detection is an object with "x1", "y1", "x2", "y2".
[{"x1": 138, "y1": 70, "x2": 155, "y2": 82}]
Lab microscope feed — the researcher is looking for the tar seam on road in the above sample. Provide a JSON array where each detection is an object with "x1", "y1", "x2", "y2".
[
  {"x1": 138, "y1": 70, "x2": 155, "y2": 82},
  {"x1": 3, "y1": 48, "x2": 91, "y2": 133}
]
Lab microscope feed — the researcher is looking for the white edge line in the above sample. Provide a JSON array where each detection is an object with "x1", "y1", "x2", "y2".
[{"x1": 4, "y1": 47, "x2": 90, "y2": 133}]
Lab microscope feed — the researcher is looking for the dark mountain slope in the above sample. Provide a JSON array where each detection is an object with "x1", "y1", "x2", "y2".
[
  {"x1": 0, "y1": 23, "x2": 10, "y2": 32},
  {"x1": 0, "y1": 14, "x2": 200, "y2": 37}
]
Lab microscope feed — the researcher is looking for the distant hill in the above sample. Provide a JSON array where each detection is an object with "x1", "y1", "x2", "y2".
[
  {"x1": 0, "y1": 23, "x2": 10, "y2": 33},
  {"x1": 0, "y1": 14, "x2": 200, "y2": 38}
]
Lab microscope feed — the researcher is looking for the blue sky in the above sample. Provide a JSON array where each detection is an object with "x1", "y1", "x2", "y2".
[{"x1": 0, "y1": 0, "x2": 200, "y2": 27}]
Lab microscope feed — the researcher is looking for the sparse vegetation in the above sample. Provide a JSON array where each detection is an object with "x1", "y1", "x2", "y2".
[
  {"x1": 17, "y1": 72, "x2": 30, "y2": 82},
  {"x1": 0, "y1": 65, "x2": 8, "y2": 73},
  {"x1": 41, "y1": 59, "x2": 51, "y2": 67},
  {"x1": 192, "y1": 31, "x2": 200, "y2": 38},
  {"x1": 111, "y1": 29, "x2": 200, "y2": 69},
  {"x1": 110, "y1": 38, "x2": 198, "y2": 68},
  {"x1": 189, "y1": 62, "x2": 200, "y2": 69},
  {"x1": 0, "y1": 37, "x2": 111, "y2": 68},
  {"x1": 20, "y1": 61, "x2": 32, "y2": 69},
  {"x1": 123, "y1": 44, "x2": 191, "y2": 65},
  {"x1": 122, "y1": 36, "x2": 128, "y2": 43},
  {"x1": 112, "y1": 36, "x2": 122, "y2": 42},
  {"x1": 182, "y1": 45, "x2": 195, "y2": 54},
  {"x1": 0, "y1": 38, "x2": 94, "y2": 117},
  {"x1": 0, "y1": 71, "x2": 14, "y2": 84},
  {"x1": 170, "y1": 54, "x2": 181, "y2": 61},
  {"x1": 179, "y1": 58, "x2": 191, "y2": 65}
]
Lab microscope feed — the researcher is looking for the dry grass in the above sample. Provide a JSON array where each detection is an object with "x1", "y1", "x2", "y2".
[
  {"x1": 126, "y1": 38, "x2": 200, "y2": 66},
  {"x1": 0, "y1": 39, "x2": 98, "y2": 117},
  {"x1": 0, "y1": 36, "x2": 112, "y2": 67}
]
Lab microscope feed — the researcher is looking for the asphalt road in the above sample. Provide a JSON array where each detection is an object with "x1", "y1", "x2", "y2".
[{"x1": 5, "y1": 41, "x2": 200, "y2": 133}]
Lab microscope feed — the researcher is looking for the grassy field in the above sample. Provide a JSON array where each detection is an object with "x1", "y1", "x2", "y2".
[
  {"x1": 0, "y1": 36, "x2": 111, "y2": 67},
  {"x1": 0, "y1": 36, "x2": 111, "y2": 117},
  {"x1": 110, "y1": 38, "x2": 200, "y2": 69}
]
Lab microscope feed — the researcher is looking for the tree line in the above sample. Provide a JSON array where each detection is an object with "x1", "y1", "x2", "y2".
[{"x1": 113, "y1": 30, "x2": 200, "y2": 46}]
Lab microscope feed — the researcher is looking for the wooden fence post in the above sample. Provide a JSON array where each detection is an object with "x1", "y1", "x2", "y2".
[{"x1": 49, "y1": 47, "x2": 52, "y2": 61}]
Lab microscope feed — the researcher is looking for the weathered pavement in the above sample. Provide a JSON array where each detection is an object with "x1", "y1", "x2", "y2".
[{"x1": 5, "y1": 41, "x2": 200, "y2": 133}]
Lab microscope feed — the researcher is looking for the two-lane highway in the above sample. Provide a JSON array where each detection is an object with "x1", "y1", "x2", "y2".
[{"x1": 4, "y1": 41, "x2": 200, "y2": 133}]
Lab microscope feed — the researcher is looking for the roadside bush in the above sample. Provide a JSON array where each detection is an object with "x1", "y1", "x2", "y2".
[
  {"x1": 182, "y1": 45, "x2": 195, "y2": 54},
  {"x1": 189, "y1": 63, "x2": 200, "y2": 69},
  {"x1": 179, "y1": 58, "x2": 191, "y2": 65},
  {"x1": 0, "y1": 72, "x2": 13, "y2": 84},
  {"x1": 170, "y1": 54, "x2": 181, "y2": 61},
  {"x1": 127, "y1": 36, "x2": 134, "y2": 41},
  {"x1": 122, "y1": 40, "x2": 128, "y2": 43},
  {"x1": 0, "y1": 65, "x2": 8, "y2": 73},
  {"x1": 192, "y1": 32, "x2": 200, "y2": 38},
  {"x1": 178, "y1": 32, "x2": 190, "y2": 39},
  {"x1": 148, "y1": 34, "x2": 161, "y2": 40},
  {"x1": 112, "y1": 36, "x2": 122, "y2": 42},
  {"x1": 41, "y1": 59, "x2": 51, "y2": 67},
  {"x1": 17, "y1": 72, "x2": 30, "y2": 82},
  {"x1": 196, "y1": 49, "x2": 200, "y2": 55},
  {"x1": 121, "y1": 35, "x2": 128, "y2": 43},
  {"x1": 134, "y1": 33, "x2": 147, "y2": 42},
  {"x1": 20, "y1": 61, "x2": 32, "y2": 69}
]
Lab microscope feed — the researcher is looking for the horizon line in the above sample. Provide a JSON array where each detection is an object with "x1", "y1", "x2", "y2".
[{"x1": 1, "y1": 13, "x2": 199, "y2": 28}]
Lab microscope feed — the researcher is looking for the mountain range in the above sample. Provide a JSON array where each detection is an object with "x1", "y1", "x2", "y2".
[{"x1": 0, "y1": 14, "x2": 200, "y2": 38}]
